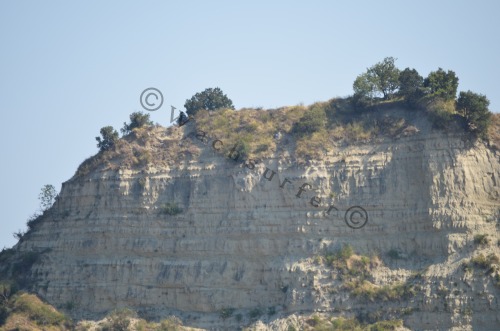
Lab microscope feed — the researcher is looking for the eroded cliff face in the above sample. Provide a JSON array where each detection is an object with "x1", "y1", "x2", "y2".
[{"x1": 15, "y1": 116, "x2": 500, "y2": 330}]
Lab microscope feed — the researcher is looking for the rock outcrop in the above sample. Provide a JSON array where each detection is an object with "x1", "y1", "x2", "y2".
[{"x1": 12, "y1": 108, "x2": 500, "y2": 330}]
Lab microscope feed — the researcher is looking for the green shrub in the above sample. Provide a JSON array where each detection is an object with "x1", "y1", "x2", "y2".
[
  {"x1": 326, "y1": 244, "x2": 353, "y2": 262},
  {"x1": 101, "y1": 308, "x2": 137, "y2": 331},
  {"x1": 26, "y1": 213, "x2": 43, "y2": 231},
  {"x1": 322, "y1": 245, "x2": 381, "y2": 284},
  {"x1": 160, "y1": 203, "x2": 183, "y2": 216},
  {"x1": 121, "y1": 112, "x2": 153, "y2": 135},
  {"x1": 423, "y1": 97, "x2": 456, "y2": 129},
  {"x1": 470, "y1": 253, "x2": 499, "y2": 270},
  {"x1": 228, "y1": 138, "x2": 250, "y2": 161},
  {"x1": 291, "y1": 105, "x2": 327, "y2": 137},
  {"x1": 474, "y1": 234, "x2": 489, "y2": 245},
  {"x1": 306, "y1": 314, "x2": 321, "y2": 326},
  {"x1": 348, "y1": 280, "x2": 415, "y2": 302}
]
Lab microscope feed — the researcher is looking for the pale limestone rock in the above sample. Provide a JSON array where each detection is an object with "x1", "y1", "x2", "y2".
[{"x1": 15, "y1": 128, "x2": 500, "y2": 330}]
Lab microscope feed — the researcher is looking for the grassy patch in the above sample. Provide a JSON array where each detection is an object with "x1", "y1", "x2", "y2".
[
  {"x1": 470, "y1": 253, "x2": 499, "y2": 270},
  {"x1": 322, "y1": 245, "x2": 380, "y2": 280},
  {"x1": 345, "y1": 280, "x2": 416, "y2": 302},
  {"x1": 463, "y1": 253, "x2": 500, "y2": 288},
  {"x1": 1, "y1": 293, "x2": 71, "y2": 329},
  {"x1": 75, "y1": 126, "x2": 201, "y2": 178},
  {"x1": 193, "y1": 107, "x2": 278, "y2": 160},
  {"x1": 291, "y1": 103, "x2": 327, "y2": 138},
  {"x1": 318, "y1": 245, "x2": 416, "y2": 303}
]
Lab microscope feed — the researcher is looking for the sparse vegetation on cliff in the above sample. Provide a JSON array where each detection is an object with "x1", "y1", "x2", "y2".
[
  {"x1": 0, "y1": 293, "x2": 71, "y2": 330},
  {"x1": 159, "y1": 202, "x2": 183, "y2": 216},
  {"x1": 4, "y1": 60, "x2": 499, "y2": 331},
  {"x1": 317, "y1": 245, "x2": 417, "y2": 303},
  {"x1": 351, "y1": 57, "x2": 493, "y2": 139},
  {"x1": 121, "y1": 112, "x2": 154, "y2": 136}
]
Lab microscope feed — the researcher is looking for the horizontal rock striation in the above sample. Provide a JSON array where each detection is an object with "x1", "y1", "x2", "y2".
[{"x1": 16, "y1": 125, "x2": 500, "y2": 329}]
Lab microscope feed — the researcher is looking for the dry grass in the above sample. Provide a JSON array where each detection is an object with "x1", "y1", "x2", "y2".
[
  {"x1": 194, "y1": 107, "x2": 280, "y2": 160},
  {"x1": 74, "y1": 125, "x2": 201, "y2": 178},
  {"x1": 1, "y1": 293, "x2": 70, "y2": 331},
  {"x1": 73, "y1": 99, "x2": 443, "y2": 177}
]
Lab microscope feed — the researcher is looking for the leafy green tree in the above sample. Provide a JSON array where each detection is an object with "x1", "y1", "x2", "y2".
[
  {"x1": 96, "y1": 126, "x2": 119, "y2": 151},
  {"x1": 367, "y1": 57, "x2": 400, "y2": 99},
  {"x1": 121, "y1": 112, "x2": 153, "y2": 135},
  {"x1": 184, "y1": 87, "x2": 234, "y2": 116},
  {"x1": 424, "y1": 68, "x2": 459, "y2": 100},
  {"x1": 39, "y1": 184, "x2": 57, "y2": 211},
  {"x1": 457, "y1": 90, "x2": 492, "y2": 138},
  {"x1": 398, "y1": 67, "x2": 424, "y2": 104},
  {"x1": 353, "y1": 73, "x2": 377, "y2": 99},
  {"x1": 353, "y1": 57, "x2": 400, "y2": 100}
]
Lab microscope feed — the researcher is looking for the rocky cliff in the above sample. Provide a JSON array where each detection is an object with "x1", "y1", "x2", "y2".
[{"x1": 9, "y1": 106, "x2": 500, "y2": 330}]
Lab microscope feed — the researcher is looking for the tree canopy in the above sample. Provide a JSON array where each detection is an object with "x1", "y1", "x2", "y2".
[
  {"x1": 353, "y1": 57, "x2": 400, "y2": 100},
  {"x1": 457, "y1": 90, "x2": 491, "y2": 138},
  {"x1": 96, "y1": 126, "x2": 119, "y2": 152},
  {"x1": 39, "y1": 184, "x2": 57, "y2": 212},
  {"x1": 398, "y1": 68, "x2": 424, "y2": 104},
  {"x1": 424, "y1": 68, "x2": 459, "y2": 101},
  {"x1": 184, "y1": 87, "x2": 234, "y2": 116}
]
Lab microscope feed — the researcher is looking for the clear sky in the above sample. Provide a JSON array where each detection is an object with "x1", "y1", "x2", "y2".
[{"x1": 1, "y1": 0, "x2": 499, "y2": 249}]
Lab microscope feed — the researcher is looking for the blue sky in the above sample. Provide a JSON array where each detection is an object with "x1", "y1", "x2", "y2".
[{"x1": 1, "y1": 0, "x2": 499, "y2": 249}]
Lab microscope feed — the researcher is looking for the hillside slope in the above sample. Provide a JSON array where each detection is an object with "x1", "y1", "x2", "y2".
[{"x1": 2, "y1": 104, "x2": 500, "y2": 330}]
